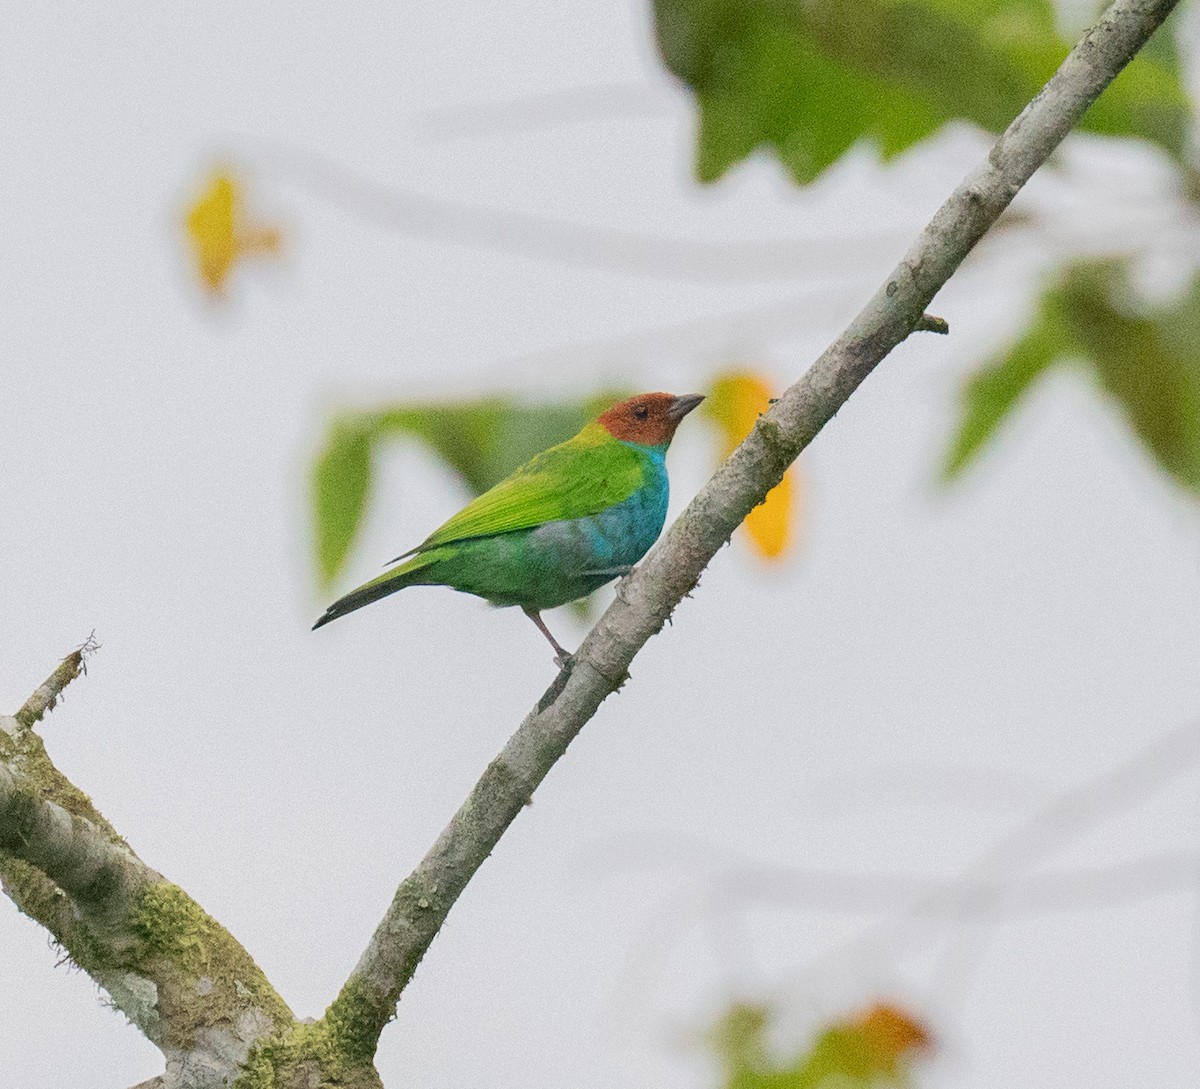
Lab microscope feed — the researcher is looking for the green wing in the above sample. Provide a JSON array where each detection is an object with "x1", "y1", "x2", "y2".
[{"x1": 403, "y1": 428, "x2": 647, "y2": 556}]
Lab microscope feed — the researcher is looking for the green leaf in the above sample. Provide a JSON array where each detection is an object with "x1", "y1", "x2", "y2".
[
  {"x1": 708, "y1": 1002, "x2": 929, "y2": 1088},
  {"x1": 652, "y1": 0, "x2": 1189, "y2": 184},
  {"x1": 1066, "y1": 267, "x2": 1200, "y2": 491},
  {"x1": 312, "y1": 417, "x2": 374, "y2": 588},
  {"x1": 942, "y1": 296, "x2": 1068, "y2": 478},
  {"x1": 709, "y1": 1003, "x2": 772, "y2": 1087},
  {"x1": 945, "y1": 261, "x2": 1200, "y2": 491}
]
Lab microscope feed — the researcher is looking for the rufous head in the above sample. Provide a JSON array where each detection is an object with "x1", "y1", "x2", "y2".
[{"x1": 596, "y1": 392, "x2": 705, "y2": 446}]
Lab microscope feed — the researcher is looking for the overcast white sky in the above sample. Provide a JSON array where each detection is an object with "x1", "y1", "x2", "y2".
[{"x1": 5, "y1": 3, "x2": 1200, "y2": 1087}]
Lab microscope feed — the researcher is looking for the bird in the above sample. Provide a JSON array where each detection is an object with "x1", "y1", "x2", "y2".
[{"x1": 313, "y1": 391, "x2": 705, "y2": 662}]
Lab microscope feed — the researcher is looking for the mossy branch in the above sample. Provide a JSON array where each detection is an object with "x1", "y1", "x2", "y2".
[
  {"x1": 1, "y1": 654, "x2": 299, "y2": 1088},
  {"x1": 327, "y1": 0, "x2": 1181, "y2": 1054},
  {"x1": 13, "y1": 637, "x2": 96, "y2": 730}
]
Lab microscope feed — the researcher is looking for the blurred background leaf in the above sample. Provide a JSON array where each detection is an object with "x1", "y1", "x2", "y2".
[
  {"x1": 652, "y1": 0, "x2": 1189, "y2": 184},
  {"x1": 184, "y1": 170, "x2": 281, "y2": 295},
  {"x1": 945, "y1": 261, "x2": 1200, "y2": 490},
  {"x1": 704, "y1": 370, "x2": 798, "y2": 560},
  {"x1": 709, "y1": 1001, "x2": 932, "y2": 1089},
  {"x1": 313, "y1": 418, "x2": 375, "y2": 587}
]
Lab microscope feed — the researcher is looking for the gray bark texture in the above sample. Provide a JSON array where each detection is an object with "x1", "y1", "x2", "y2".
[{"x1": 0, "y1": 1, "x2": 1181, "y2": 1085}]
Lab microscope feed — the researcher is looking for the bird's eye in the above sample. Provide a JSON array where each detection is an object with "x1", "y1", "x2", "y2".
[{"x1": 633, "y1": 404, "x2": 649, "y2": 420}]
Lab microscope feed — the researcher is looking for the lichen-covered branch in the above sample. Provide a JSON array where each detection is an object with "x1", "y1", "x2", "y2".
[
  {"x1": 0, "y1": 762, "x2": 149, "y2": 915},
  {"x1": 329, "y1": 0, "x2": 1182, "y2": 1051},
  {"x1": 0, "y1": 658, "x2": 300, "y2": 1089},
  {"x1": 13, "y1": 639, "x2": 95, "y2": 730}
]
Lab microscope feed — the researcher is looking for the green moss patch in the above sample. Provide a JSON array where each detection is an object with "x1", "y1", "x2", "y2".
[{"x1": 130, "y1": 882, "x2": 292, "y2": 1050}]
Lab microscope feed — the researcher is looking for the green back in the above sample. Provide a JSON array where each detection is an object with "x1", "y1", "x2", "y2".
[{"x1": 408, "y1": 424, "x2": 651, "y2": 554}]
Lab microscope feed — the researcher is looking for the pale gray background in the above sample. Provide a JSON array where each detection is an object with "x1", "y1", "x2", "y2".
[{"x1": 4, "y1": 2, "x2": 1200, "y2": 1087}]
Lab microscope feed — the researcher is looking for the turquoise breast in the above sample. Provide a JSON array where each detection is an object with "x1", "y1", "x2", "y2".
[{"x1": 519, "y1": 443, "x2": 669, "y2": 608}]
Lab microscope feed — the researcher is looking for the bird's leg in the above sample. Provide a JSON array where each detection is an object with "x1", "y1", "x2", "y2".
[{"x1": 523, "y1": 607, "x2": 573, "y2": 667}]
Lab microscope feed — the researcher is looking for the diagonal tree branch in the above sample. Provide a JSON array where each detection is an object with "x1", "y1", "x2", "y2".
[{"x1": 328, "y1": 0, "x2": 1183, "y2": 1053}]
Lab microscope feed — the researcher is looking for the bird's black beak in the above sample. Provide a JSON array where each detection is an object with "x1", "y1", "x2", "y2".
[{"x1": 667, "y1": 393, "x2": 705, "y2": 420}]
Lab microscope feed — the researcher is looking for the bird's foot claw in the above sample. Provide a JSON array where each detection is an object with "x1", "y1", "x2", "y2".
[{"x1": 554, "y1": 651, "x2": 575, "y2": 671}]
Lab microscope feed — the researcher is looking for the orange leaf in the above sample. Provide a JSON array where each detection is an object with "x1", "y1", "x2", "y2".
[
  {"x1": 704, "y1": 370, "x2": 798, "y2": 560},
  {"x1": 851, "y1": 1002, "x2": 934, "y2": 1070},
  {"x1": 184, "y1": 170, "x2": 281, "y2": 295}
]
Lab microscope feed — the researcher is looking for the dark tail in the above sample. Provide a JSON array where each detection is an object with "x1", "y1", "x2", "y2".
[{"x1": 312, "y1": 556, "x2": 434, "y2": 630}]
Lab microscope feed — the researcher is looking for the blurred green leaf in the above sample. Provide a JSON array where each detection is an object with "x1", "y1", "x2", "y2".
[
  {"x1": 945, "y1": 261, "x2": 1200, "y2": 490},
  {"x1": 312, "y1": 417, "x2": 374, "y2": 588},
  {"x1": 709, "y1": 1004, "x2": 779, "y2": 1089},
  {"x1": 942, "y1": 296, "x2": 1069, "y2": 477},
  {"x1": 710, "y1": 1002, "x2": 930, "y2": 1088},
  {"x1": 652, "y1": 0, "x2": 1189, "y2": 184},
  {"x1": 311, "y1": 393, "x2": 626, "y2": 588}
]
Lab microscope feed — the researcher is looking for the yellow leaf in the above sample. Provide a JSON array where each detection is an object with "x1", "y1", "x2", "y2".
[
  {"x1": 184, "y1": 170, "x2": 281, "y2": 295},
  {"x1": 704, "y1": 370, "x2": 798, "y2": 560}
]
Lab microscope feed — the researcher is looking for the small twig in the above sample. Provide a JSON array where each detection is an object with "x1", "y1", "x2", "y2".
[
  {"x1": 13, "y1": 635, "x2": 99, "y2": 730},
  {"x1": 915, "y1": 312, "x2": 950, "y2": 335}
]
